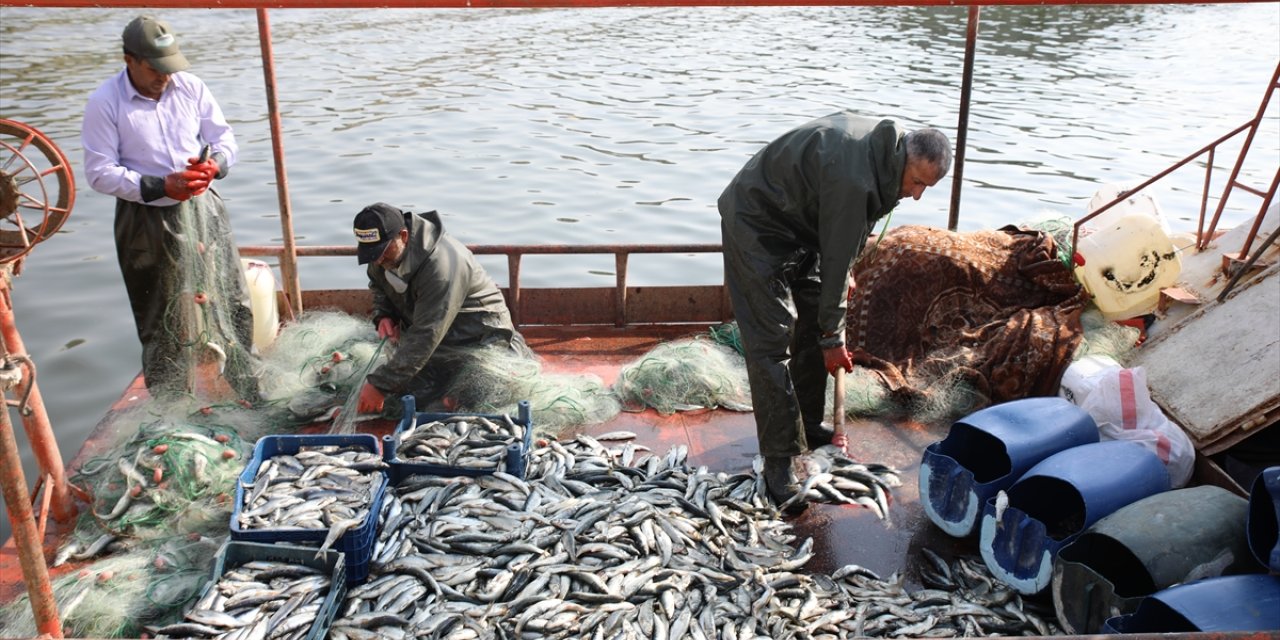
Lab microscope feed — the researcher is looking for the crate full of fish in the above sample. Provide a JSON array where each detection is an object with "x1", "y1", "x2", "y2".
[
  {"x1": 230, "y1": 434, "x2": 388, "y2": 584},
  {"x1": 382, "y1": 396, "x2": 533, "y2": 482},
  {"x1": 162, "y1": 540, "x2": 346, "y2": 640}
]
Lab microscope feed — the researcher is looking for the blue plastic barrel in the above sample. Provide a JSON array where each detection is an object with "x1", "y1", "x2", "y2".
[
  {"x1": 920, "y1": 397, "x2": 1099, "y2": 537},
  {"x1": 1248, "y1": 465, "x2": 1280, "y2": 572},
  {"x1": 1103, "y1": 574, "x2": 1280, "y2": 633},
  {"x1": 979, "y1": 440, "x2": 1170, "y2": 594}
]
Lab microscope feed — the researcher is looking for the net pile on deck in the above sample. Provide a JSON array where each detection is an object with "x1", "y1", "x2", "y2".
[
  {"x1": 65, "y1": 414, "x2": 252, "y2": 544},
  {"x1": 612, "y1": 336, "x2": 753, "y2": 415},
  {"x1": 440, "y1": 346, "x2": 622, "y2": 434},
  {"x1": 0, "y1": 535, "x2": 223, "y2": 638}
]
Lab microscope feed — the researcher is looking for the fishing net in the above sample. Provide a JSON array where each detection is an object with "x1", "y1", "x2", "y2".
[
  {"x1": 0, "y1": 534, "x2": 221, "y2": 639},
  {"x1": 256, "y1": 310, "x2": 386, "y2": 426},
  {"x1": 150, "y1": 193, "x2": 261, "y2": 402},
  {"x1": 66, "y1": 407, "x2": 252, "y2": 543},
  {"x1": 439, "y1": 345, "x2": 622, "y2": 438},
  {"x1": 1018, "y1": 211, "x2": 1077, "y2": 268},
  {"x1": 711, "y1": 307, "x2": 1141, "y2": 427},
  {"x1": 1073, "y1": 307, "x2": 1141, "y2": 363},
  {"x1": 613, "y1": 335, "x2": 752, "y2": 415}
]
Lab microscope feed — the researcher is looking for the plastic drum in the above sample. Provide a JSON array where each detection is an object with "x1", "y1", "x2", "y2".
[
  {"x1": 1247, "y1": 465, "x2": 1280, "y2": 572},
  {"x1": 1103, "y1": 574, "x2": 1280, "y2": 633},
  {"x1": 979, "y1": 440, "x2": 1170, "y2": 594},
  {"x1": 920, "y1": 397, "x2": 1098, "y2": 537},
  {"x1": 1052, "y1": 485, "x2": 1253, "y2": 634}
]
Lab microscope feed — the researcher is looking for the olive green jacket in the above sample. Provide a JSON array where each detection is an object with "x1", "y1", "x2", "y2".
[
  {"x1": 365, "y1": 210, "x2": 517, "y2": 395},
  {"x1": 718, "y1": 112, "x2": 906, "y2": 347}
]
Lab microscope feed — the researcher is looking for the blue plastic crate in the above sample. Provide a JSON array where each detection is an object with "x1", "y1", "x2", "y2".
[
  {"x1": 383, "y1": 396, "x2": 533, "y2": 484},
  {"x1": 230, "y1": 433, "x2": 387, "y2": 584},
  {"x1": 200, "y1": 540, "x2": 346, "y2": 640}
]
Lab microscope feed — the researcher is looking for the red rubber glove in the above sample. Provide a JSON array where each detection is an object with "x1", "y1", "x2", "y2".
[
  {"x1": 823, "y1": 345, "x2": 853, "y2": 375},
  {"x1": 357, "y1": 382, "x2": 385, "y2": 415},
  {"x1": 186, "y1": 155, "x2": 219, "y2": 181},
  {"x1": 376, "y1": 317, "x2": 400, "y2": 343},
  {"x1": 185, "y1": 156, "x2": 219, "y2": 197},
  {"x1": 164, "y1": 169, "x2": 209, "y2": 201}
]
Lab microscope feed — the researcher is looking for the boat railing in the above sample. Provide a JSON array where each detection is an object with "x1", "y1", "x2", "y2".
[
  {"x1": 240, "y1": 242, "x2": 732, "y2": 328},
  {"x1": 1072, "y1": 60, "x2": 1280, "y2": 296}
]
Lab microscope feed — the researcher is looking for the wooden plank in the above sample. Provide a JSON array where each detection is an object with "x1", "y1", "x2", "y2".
[{"x1": 1130, "y1": 263, "x2": 1280, "y2": 455}]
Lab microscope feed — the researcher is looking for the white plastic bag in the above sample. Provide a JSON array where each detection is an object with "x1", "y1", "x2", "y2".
[
  {"x1": 1079, "y1": 366, "x2": 1194, "y2": 488},
  {"x1": 1058, "y1": 354, "x2": 1123, "y2": 406}
]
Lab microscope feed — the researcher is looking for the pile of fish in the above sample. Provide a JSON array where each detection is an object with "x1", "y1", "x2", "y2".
[
  {"x1": 322, "y1": 432, "x2": 1060, "y2": 639},
  {"x1": 153, "y1": 558, "x2": 335, "y2": 640},
  {"x1": 237, "y1": 445, "x2": 385, "y2": 554},
  {"x1": 391, "y1": 414, "x2": 526, "y2": 472}
]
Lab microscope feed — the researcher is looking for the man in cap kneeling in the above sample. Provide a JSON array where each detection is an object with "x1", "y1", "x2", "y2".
[{"x1": 352, "y1": 203, "x2": 530, "y2": 416}]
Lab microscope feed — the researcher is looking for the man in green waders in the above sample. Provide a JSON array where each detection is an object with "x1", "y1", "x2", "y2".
[
  {"x1": 718, "y1": 112, "x2": 951, "y2": 513},
  {"x1": 82, "y1": 15, "x2": 258, "y2": 401}
]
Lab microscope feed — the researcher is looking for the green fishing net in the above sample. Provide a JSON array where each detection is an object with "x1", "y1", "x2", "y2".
[
  {"x1": 613, "y1": 335, "x2": 752, "y2": 415},
  {"x1": 1018, "y1": 212, "x2": 1077, "y2": 268},
  {"x1": 68, "y1": 411, "x2": 251, "y2": 542},
  {"x1": 1073, "y1": 308, "x2": 1142, "y2": 363},
  {"x1": 0, "y1": 534, "x2": 221, "y2": 639},
  {"x1": 152, "y1": 194, "x2": 261, "y2": 401},
  {"x1": 440, "y1": 345, "x2": 622, "y2": 438},
  {"x1": 706, "y1": 314, "x2": 1131, "y2": 426},
  {"x1": 257, "y1": 310, "x2": 386, "y2": 427}
]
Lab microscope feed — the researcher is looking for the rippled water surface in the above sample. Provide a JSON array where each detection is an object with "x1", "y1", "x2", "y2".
[{"x1": 0, "y1": 4, "x2": 1277, "y2": 540}]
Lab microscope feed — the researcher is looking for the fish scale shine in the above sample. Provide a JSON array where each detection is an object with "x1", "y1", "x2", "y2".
[{"x1": 318, "y1": 433, "x2": 1058, "y2": 639}]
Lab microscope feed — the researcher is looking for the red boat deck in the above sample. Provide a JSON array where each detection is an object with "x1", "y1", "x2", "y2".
[{"x1": 0, "y1": 323, "x2": 962, "y2": 607}]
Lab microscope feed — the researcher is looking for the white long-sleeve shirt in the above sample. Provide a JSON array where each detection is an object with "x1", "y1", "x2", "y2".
[{"x1": 82, "y1": 68, "x2": 237, "y2": 206}]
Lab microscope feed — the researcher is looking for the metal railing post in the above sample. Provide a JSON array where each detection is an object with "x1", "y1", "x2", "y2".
[
  {"x1": 0, "y1": 403, "x2": 61, "y2": 638},
  {"x1": 257, "y1": 9, "x2": 303, "y2": 319},
  {"x1": 949, "y1": 5, "x2": 980, "y2": 231},
  {"x1": 0, "y1": 282, "x2": 72, "y2": 523}
]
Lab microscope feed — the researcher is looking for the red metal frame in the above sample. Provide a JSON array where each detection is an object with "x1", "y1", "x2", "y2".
[
  {"x1": 1070, "y1": 60, "x2": 1280, "y2": 273},
  {"x1": 0, "y1": 279, "x2": 63, "y2": 638},
  {"x1": 3, "y1": 0, "x2": 1268, "y2": 6}
]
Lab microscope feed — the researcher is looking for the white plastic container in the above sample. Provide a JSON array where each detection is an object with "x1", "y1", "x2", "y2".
[
  {"x1": 1073, "y1": 186, "x2": 1182, "y2": 320},
  {"x1": 241, "y1": 258, "x2": 279, "y2": 353}
]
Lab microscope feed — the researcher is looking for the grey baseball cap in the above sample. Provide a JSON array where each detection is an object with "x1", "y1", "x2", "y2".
[{"x1": 122, "y1": 16, "x2": 190, "y2": 74}]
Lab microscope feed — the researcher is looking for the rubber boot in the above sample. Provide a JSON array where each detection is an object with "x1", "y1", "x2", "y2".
[
  {"x1": 805, "y1": 422, "x2": 835, "y2": 448},
  {"x1": 764, "y1": 456, "x2": 808, "y2": 515}
]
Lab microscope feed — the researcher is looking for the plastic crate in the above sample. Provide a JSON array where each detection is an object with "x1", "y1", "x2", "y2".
[
  {"x1": 230, "y1": 433, "x2": 387, "y2": 584},
  {"x1": 200, "y1": 540, "x2": 346, "y2": 640},
  {"x1": 383, "y1": 396, "x2": 533, "y2": 484}
]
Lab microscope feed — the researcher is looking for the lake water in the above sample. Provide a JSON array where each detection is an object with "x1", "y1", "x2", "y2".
[{"x1": 0, "y1": 4, "x2": 1277, "y2": 541}]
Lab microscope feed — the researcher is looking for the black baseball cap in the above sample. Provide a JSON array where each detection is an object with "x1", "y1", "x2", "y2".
[
  {"x1": 353, "y1": 203, "x2": 406, "y2": 265},
  {"x1": 122, "y1": 16, "x2": 190, "y2": 74}
]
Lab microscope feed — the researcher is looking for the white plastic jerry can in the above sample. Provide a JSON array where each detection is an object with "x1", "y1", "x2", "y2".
[
  {"x1": 240, "y1": 258, "x2": 280, "y2": 353},
  {"x1": 1073, "y1": 186, "x2": 1182, "y2": 320}
]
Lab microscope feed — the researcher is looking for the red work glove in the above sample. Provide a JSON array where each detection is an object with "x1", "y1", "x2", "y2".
[
  {"x1": 357, "y1": 382, "x2": 385, "y2": 415},
  {"x1": 185, "y1": 156, "x2": 219, "y2": 197},
  {"x1": 376, "y1": 317, "x2": 401, "y2": 343},
  {"x1": 186, "y1": 155, "x2": 219, "y2": 181},
  {"x1": 163, "y1": 169, "x2": 210, "y2": 201},
  {"x1": 823, "y1": 345, "x2": 853, "y2": 375}
]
